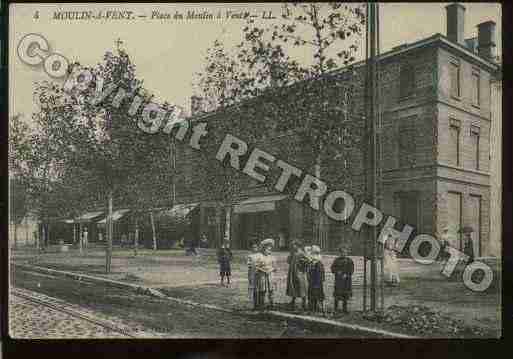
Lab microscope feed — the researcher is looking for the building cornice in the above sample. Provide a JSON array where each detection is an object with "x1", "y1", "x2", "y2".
[{"x1": 187, "y1": 34, "x2": 500, "y2": 123}]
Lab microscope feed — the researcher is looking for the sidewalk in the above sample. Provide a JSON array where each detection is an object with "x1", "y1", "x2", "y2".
[{"x1": 11, "y1": 246, "x2": 501, "y2": 337}]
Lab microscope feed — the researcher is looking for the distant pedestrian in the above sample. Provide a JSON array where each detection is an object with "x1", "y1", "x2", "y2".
[
  {"x1": 185, "y1": 232, "x2": 198, "y2": 256},
  {"x1": 460, "y1": 226, "x2": 475, "y2": 263},
  {"x1": 247, "y1": 242, "x2": 262, "y2": 309},
  {"x1": 82, "y1": 228, "x2": 88, "y2": 249},
  {"x1": 286, "y1": 240, "x2": 309, "y2": 311},
  {"x1": 217, "y1": 240, "x2": 233, "y2": 286},
  {"x1": 331, "y1": 246, "x2": 354, "y2": 314},
  {"x1": 254, "y1": 238, "x2": 277, "y2": 310},
  {"x1": 200, "y1": 234, "x2": 208, "y2": 248},
  {"x1": 303, "y1": 246, "x2": 313, "y2": 304},
  {"x1": 438, "y1": 226, "x2": 451, "y2": 261},
  {"x1": 121, "y1": 233, "x2": 128, "y2": 247},
  {"x1": 278, "y1": 231, "x2": 287, "y2": 251},
  {"x1": 307, "y1": 245, "x2": 325, "y2": 313},
  {"x1": 383, "y1": 233, "x2": 400, "y2": 286}
]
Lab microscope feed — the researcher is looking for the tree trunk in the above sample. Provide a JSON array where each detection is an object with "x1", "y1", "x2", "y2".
[
  {"x1": 73, "y1": 221, "x2": 77, "y2": 245},
  {"x1": 224, "y1": 206, "x2": 231, "y2": 243},
  {"x1": 215, "y1": 205, "x2": 222, "y2": 248},
  {"x1": 106, "y1": 191, "x2": 113, "y2": 273},
  {"x1": 78, "y1": 222, "x2": 83, "y2": 254},
  {"x1": 134, "y1": 220, "x2": 139, "y2": 256},
  {"x1": 150, "y1": 210, "x2": 157, "y2": 251}
]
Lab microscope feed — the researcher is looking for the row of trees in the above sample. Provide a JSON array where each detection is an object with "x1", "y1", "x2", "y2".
[
  {"x1": 10, "y1": 3, "x2": 367, "y2": 268},
  {"x1": 194, "y1": 3, "x2": 366, "y2": 246},
  {"x1": 10, "y1": 41, "x2": 176, "y2": 270}
]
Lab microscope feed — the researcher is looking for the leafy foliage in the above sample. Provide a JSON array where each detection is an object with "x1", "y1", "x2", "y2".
[{"x1": 194, "y1": 4, "x2": 366, "y2": 195}]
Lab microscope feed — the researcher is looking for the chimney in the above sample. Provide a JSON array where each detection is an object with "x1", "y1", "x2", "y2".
[
  {"x1": 477, "y1": 21, "x2": 497, "y2": 61},
  {"x1": 190, "y1": 95, "x2": 204, "y2": 116},
  {"x1": 446, "y1": 3, "x2": 466, "y2": 45}
]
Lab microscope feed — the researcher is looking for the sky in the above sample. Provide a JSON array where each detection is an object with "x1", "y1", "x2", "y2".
[{"x1": 9, "y1": 2, "x2": 502, "y2": 120}]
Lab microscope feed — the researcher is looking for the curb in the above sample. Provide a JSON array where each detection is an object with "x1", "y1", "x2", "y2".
[
  {"x1": 14, "y1": 263, "x2": 168, "y2": 299},
  {"x1": 14, "y1": 263, "x2": 416, "y2": 338}
]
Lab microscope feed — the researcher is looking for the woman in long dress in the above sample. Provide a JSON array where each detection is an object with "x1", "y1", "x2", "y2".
[
  {"x1": 383, "y1": 234, "x2": 400, "y2": 286},
  {"x1": 286, "y1": 240, "x2": 309, "y2": 311},
  {"x1": 247, "y1": 242, "x2": 262, "y2": 308},
  {"x1": 254, "y1": 238, "x2": 277, "y2": 310}
]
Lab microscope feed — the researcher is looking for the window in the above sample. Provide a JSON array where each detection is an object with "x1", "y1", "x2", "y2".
[
  {"x1": 449, "y1": 61, "x2": 460, "y2": 98},
  {"x1": 399, "y1": 64, "x2": 415, "y2": 99},
  {"x1": 448, "y1": 119, "x2": 460, "y2": 166},
  {"x1": 470, "y1": 126, "x2": 480, "y2": 170},
  {"x1": 472, "y1": 69, "x2": 480, "y2": 106},
  {"x1": 398, "y1": 117, "x2": 416, "y2": 167}
]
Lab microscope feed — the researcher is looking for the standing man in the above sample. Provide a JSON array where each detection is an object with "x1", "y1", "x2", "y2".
[
  {"x1": 200, "y1": 233, "x2": 208, "y2": 255},
  {"x1": 460, "y1": 226, "x2": 475, "y2": 263}
]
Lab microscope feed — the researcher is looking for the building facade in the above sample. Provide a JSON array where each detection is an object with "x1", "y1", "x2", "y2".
[{"x1": 169, "y1": 5, "x2": 502, "y2": 256}]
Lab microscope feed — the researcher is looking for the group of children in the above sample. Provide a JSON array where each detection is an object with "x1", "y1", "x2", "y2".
[
  {"x1": 285, "y1": 241, "x2": 355, "y2": 314},
  {"x1": 217, "y1": 237, "x2": 354, "y2": 314}
]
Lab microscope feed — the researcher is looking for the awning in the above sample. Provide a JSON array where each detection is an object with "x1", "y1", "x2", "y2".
[
  {"x1": 158, "y1": 203, "x2": 199, "y2": 220},
  {"x1": 64, "y1": 211, "x2": 104, "y2": 224},
  {"x1": 234, "y1": 195, "x2": 288, "y2": 214},
  {"x1": 97, "y1": 209, "x2": 131, "y2": 224}
]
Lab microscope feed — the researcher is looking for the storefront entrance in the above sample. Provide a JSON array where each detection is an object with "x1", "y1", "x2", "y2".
[
  {"x1": 239, "y1": 211, "x2": 276, "y2": 249},
  {"x1": 231, "y1": 195, "x2": 289, "y2": 250}
]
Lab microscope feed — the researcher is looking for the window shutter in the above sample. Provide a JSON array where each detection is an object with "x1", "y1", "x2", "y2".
[
  {"x1": 449, "y1": 61, "x2": 460, "y2": 98},
  {"x1": 400, "y1": 64, "x2": 415, "y2": 99}
]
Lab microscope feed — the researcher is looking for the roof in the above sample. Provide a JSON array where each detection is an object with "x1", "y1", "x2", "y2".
[
  {"x1": 187, "y1": 33, "x2": 500, "y2": 124},
  {"x1": 97, "y1": 209, "x2": 131, "y2": 224},
  {"x1": 237, "y1": 194, "x2": 288, "y2": 205},
  {"x1": 64, "y1": 211, "x2": 104, "y2": 223},
  {"x1": 157, "y1": 203, "x2": 200, "y2": 219}
]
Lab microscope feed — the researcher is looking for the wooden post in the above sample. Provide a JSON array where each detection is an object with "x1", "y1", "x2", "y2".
[
  {"x1": 134, "y1": 220, "x2": 139, "y2": 256},
  {"x1": 13, "y1": 223, "x2": 18, "y2": 250},
  {"x1": 150, "y1": 210, "x2": 157, "y2": 251},
  {"x1": 79, "y1": 222, "x2": 83, "y2": 254},
  {"x1": 106, "y1": 191, "x2": 113, "y2": 273},
  {"x1": 365, "y1": 2, "x2": 379, "y2": 312}
]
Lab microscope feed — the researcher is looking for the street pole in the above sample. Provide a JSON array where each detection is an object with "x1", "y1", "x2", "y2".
[
  {"x1": 106, "y1": 191, "x2": 113, "y2": 272},
  {"x1": 376, "y1": 5, "x2": 385, "y2": 314},
  {"x1": 365, "y1": 2, "x2": 379, "y2": 312}
]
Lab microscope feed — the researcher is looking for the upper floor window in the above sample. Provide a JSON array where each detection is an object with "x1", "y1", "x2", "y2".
[
  {"x1": 399, "y1": 64, "x2": 415, "y2": 99},
  {"x1": 449, "y1": 60, "x2": 461, "y2": 99},
  {"x1": 448, "y1": 119, "x2": 461, "y2": 166},
  {"x1": 398, "y1": 116, "x2": 416, "y2": 167},
  {"x1": 470, "y1": 126, "x2": 480, "y2": 170},
  {"x1": 472, "y1": 69, "x2": 481, "y2": 106}
]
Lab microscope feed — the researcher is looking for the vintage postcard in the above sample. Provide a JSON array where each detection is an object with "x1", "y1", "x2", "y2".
[{"x1": 7, "y1": 2, "x2": 502, "y2": 339}]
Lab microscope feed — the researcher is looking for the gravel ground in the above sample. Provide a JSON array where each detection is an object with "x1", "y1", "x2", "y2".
[
  {"x1": 12, "y1": 247, "x2": 501, "y2": 337},
  {"x1": 10, "y1": 294, "x2": 128, "y2": 339}
]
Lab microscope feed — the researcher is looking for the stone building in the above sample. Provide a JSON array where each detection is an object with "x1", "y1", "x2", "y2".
[{"x1": 171, "y1": 4, "x2": 501, "y2": 256}]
